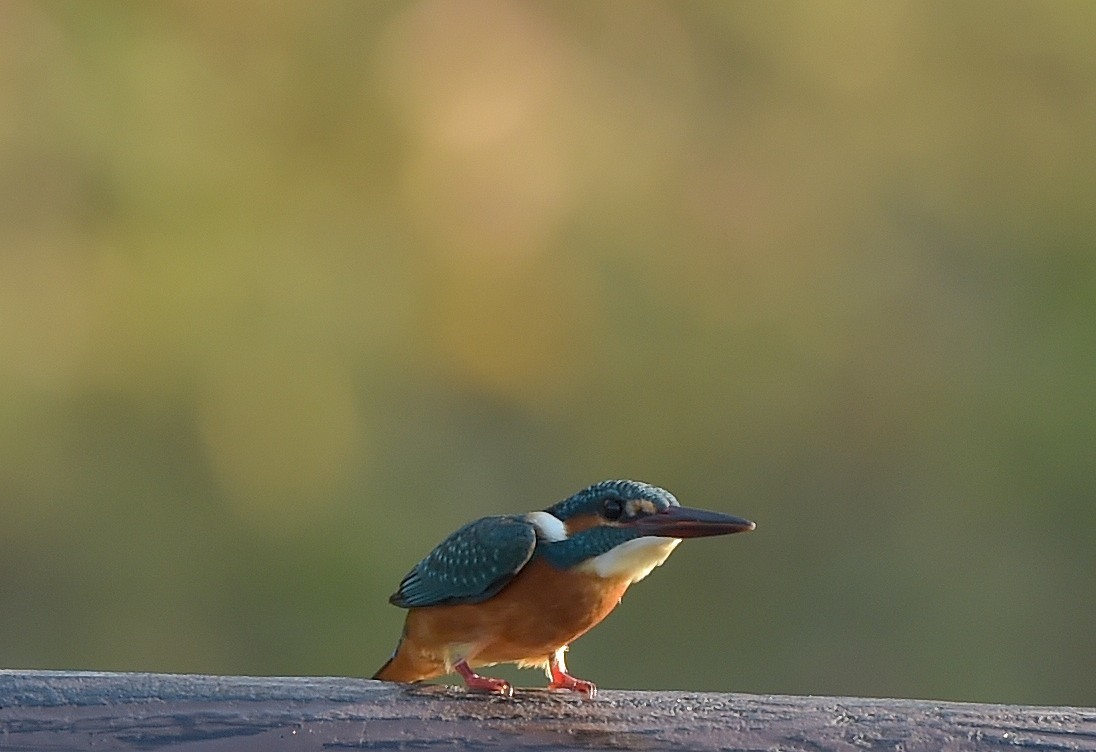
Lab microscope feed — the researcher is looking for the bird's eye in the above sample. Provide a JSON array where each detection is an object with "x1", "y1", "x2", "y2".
[{"x1": 602, "y1": 498, "x2": 623, "y2": 520}]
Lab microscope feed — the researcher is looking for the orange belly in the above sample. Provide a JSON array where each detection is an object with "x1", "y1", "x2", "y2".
[{"x1": 386, "y1": 557, "x2": 631, "y2": 679}]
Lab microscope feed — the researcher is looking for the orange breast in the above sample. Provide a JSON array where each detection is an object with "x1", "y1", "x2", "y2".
[{"x1": 401, "y1": 557, "x2": 631, "y2": 669}]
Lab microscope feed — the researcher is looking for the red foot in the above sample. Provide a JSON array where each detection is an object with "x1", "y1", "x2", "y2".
[
  {"x1": 454, "y1": 659, "x2": 513, "y2": 697},
  {"x1": 549, "y1": 663, "x2": 597, "y2": 699}
]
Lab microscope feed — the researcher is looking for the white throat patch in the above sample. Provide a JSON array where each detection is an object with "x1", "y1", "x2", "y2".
[
  {"x1": 576, "y1": 536, "x2": 682, "y2": 584},
  {"x1": 525, "y1": 511, "x2": 568, "y2": 542}
]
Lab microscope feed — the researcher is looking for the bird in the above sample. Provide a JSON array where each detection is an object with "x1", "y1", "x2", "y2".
[{"x1": 372, "y1": 479, "x2": 754, "y2": 698}]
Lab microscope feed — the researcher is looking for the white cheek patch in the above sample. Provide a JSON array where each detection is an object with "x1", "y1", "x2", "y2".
[
  {"x1": 576, "y1": 536, "x2": 682, "y2": 584},
  {"x1": 525, "y1": 511, "x2": 568, "y2": 542}
]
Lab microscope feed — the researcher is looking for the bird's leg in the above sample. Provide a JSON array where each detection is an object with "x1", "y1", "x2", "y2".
[
  {"x1": 453, "y1": 659, "x2": 513, "y2": 697},
  {"x1": 547, "y1": 647, "x2": 597, "y2": 698}
]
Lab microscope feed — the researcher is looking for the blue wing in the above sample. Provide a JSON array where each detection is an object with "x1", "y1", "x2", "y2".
[{"x1": 388, "y1": 515, "x2": 538, "y2": 608}]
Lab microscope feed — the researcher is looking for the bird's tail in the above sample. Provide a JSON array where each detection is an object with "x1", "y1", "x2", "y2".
[
  {"x1": 372, "y1": 637, "x2": 443, "y2": 683},
  {"x1": 371, "y1": 652, "x2": 402, "y2": 681}
]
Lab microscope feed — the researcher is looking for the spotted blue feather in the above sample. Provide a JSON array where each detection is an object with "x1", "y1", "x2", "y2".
[{"x1": 388, "y1": 515, "x2": 538, "y2": 608}]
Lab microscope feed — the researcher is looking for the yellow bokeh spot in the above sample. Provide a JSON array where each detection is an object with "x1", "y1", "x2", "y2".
[{"x1": 197, "y1": 348, "x2": 365, "y2": 533}]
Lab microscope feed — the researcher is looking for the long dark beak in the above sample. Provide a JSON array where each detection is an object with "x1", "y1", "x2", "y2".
[{"x1": 630, "y1": 506, "x2": 755, "y2": 539}]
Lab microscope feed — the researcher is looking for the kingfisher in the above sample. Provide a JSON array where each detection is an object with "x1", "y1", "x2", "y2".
[{"x1": 372, "y1": 480, "x2": 754, "y2": 697}]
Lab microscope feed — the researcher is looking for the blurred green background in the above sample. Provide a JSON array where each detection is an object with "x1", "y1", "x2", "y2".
[{"x1": 2, "y1": 1, "x2": 1095, "y2": 707}]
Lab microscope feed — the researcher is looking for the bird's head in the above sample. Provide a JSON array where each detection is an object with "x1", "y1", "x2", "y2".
[
  {"x1": 532, "y1": 480, "x2": 754, "y2": 582},
  {"x1": 543, "y1": 479, "x2": 754, "y2": 539}
]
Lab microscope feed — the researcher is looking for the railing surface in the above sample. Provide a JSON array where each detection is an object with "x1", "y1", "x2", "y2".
[{"x1": 1, "y1": 670, "x2": 1094, "y2": 750}]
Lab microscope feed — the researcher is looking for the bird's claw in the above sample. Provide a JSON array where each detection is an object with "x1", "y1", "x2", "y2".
[
  {"x1": 548, "y1": 676, "x2": 597, "y2": 699},
  {"x1": 467, "y1": 676, "x2": 513, "y2": 697},
  {"x1": 454, "y1": 659, "x2": 513, "y2": 697}
]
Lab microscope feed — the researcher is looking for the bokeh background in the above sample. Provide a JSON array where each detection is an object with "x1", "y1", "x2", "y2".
[{"x1": 2, "y1": 1, "x2": 1095, "y2": 707}]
